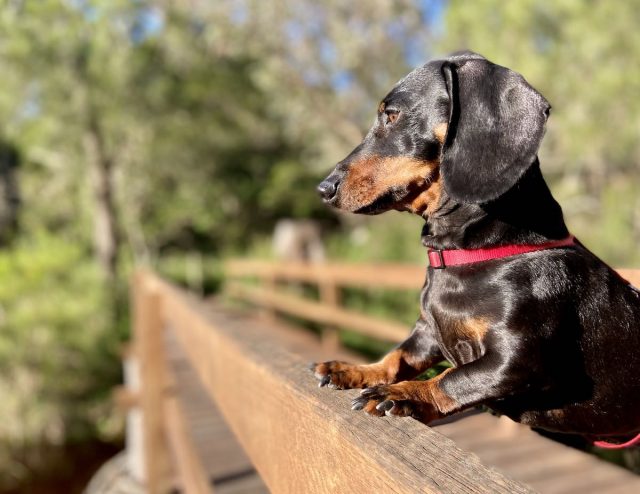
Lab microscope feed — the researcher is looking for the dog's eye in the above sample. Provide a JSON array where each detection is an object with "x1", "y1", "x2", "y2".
[{"x1": 385, "y1": 109, "x2": 400, "y2": 125}]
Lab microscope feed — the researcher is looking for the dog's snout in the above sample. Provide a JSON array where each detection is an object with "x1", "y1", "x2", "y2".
[{"x1": 317, "y1": 178, "x2": 338, "y2": 201}]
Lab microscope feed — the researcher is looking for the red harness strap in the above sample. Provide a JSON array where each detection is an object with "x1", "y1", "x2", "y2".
[
  {"x1": 427, "y1": 235, "x2": 576, "y2": 268},
  {"x1": 594, "y1": 434, "x2": 640, "y2": 450}
]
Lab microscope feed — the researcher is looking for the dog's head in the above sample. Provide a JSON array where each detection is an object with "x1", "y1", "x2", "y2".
[{"x1": 317, "y1": 51, "x2": 551, "y2": 216}]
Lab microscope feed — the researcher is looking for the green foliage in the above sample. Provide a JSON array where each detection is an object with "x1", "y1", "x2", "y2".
[
  {"x1": 155, "y1": 253, "x2": 224, "y2": 295},
  {"x1": 325, "y1": 213, "x2": 426, "y2": 263},
  {"x1": 0, "y1": 232, "x2": 122, "y2": 490}
]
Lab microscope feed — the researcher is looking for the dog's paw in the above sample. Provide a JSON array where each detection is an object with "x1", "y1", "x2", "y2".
[
  {"x1": 351, "y1": 383, "x2": 439, "y2": 423},
  {"x1": 309, "y1": 360, "x2": 356, "y2": 390},
  {"x1": 309, "y1": 360, "x2": 388, "y2": 390}
]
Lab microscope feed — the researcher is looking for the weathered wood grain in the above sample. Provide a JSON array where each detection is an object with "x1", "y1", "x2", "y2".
[{"x1": 145, "y1": 272, "x2": 535, "y2": 494}]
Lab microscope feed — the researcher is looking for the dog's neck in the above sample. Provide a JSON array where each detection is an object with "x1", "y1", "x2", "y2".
[{"x1": 421, "y1": 160, "x2": 569, "y2": 250}]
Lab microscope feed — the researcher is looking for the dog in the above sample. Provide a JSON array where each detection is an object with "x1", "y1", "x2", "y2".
[{"x1": 311, "y1": 51, "x2": 640, "y2": 445}]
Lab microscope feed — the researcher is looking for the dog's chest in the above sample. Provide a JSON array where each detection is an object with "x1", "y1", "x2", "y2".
[
  {"x1": 422, "y1": 272, "x2": 491, "y2": 366},
  {"x1": 434, "y1": 315, "x2": 488, "y2": 366}
]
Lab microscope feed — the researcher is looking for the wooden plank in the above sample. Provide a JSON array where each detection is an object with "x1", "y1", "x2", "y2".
[
  {"x1": 259, "y1": 274, "x2": 278, "y2": 321},
  {"x1": 112, "y1": 385, "x2": 138, "y2": 410},
  {"x1": 226, "y1": 282, "x2": 408, "y2": 342},
  {"x1": 434, "y1": 411, "x2": 640, "y2": 494},
  {"x1": 224, "y1": 259, "x2": 425, "y2": 290},
  {"x1": 120, "y1": 341, "x2": 135, "y2": 359},
  {"x1": 319, "y1": 279, "x2": 341, "y2": 351},
  {"x1": 617, "y1": 268, "x2": 640, "y2": 287},
  {"x1": 143, "y1": 272, "x2": 534, "y2": 494},
  {"x1": 175, "y1": 301, "x2": 640, "y2": 494},
  {"x1": 164, "y1": 393, "x2": 215, "y2": 494},
  {"x1": 133, "y1": 272, "x2": 173, "y2": 494},
  {"x1": 163, "y1": 327, "x2": 266, "y2": 486},
  {"x1": 215, "y1": 473, "x2": 268, "y2": 494},
  {"x1": 121, "y1": 339, "x2": 144, "y2": 483}
]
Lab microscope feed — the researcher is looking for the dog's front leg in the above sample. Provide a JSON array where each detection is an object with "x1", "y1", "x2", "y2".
[
  {"x1": 310, "y1": 318, "x2": 442, "y2": 394},
  {"x1": 352, "y1": 349, "x2": 527, "y2": 423}
]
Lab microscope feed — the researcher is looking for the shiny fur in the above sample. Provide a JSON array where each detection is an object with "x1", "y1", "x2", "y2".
[{"x1": 312, "y1": 51, "x2": 640, "y2": 442}]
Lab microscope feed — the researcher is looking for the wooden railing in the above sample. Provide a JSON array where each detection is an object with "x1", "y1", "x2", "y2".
[
  {"x1": 225, "y1": 259, "x2": 640, "y2": 349},
  {"x1": 121, "y1": 264, "x2": 640, "y2": 493},
  {"x1": 122, "y1": 270, "x2": 541, "y2": 493},
  {"x1": 225, "y1": 260, "x2": 425, "y2": 346}
]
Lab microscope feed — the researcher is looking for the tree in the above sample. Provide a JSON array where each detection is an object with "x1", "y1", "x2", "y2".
[{"x1": 0, "y1": 140, "x2": 20, "y2": 245}]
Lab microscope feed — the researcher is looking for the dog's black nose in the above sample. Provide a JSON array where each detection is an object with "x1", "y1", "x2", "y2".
[{"x1": 317, "y1": 180, "x2": 337, "y2": 200}]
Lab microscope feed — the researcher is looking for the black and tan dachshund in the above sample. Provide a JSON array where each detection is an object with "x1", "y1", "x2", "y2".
[{"x1": 311, "y1": 51, "x2": 640, "y2": 444}]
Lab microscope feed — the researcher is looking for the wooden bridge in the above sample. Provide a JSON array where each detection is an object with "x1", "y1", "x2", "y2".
[{"x1": 100, "y1": 262, "x2": 640, "y2": 493}]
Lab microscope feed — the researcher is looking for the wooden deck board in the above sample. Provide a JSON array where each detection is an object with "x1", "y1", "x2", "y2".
[
  {"x1": 432, "y1": 390, "x2": 640, "y2": 494},
  {"x1": 164, "y1": 301, "x2": 640, "y2": 493},
  {"x1": 165, "y1": 327, "x2": 268, "y2": 493}
]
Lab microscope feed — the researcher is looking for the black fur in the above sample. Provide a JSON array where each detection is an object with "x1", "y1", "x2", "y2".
[
  {"x1": 441, "y1": 54, "x2": 551, "y2": 203},
  {"x1": 314, "y1": 51, "x2": 640, "y2": 442}
]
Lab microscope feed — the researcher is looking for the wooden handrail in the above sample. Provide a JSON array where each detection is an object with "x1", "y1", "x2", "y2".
[
  {"x1": 224, "y1": 259, "x2": 425, "y2": 289},
  {"x1": 128, "y1": 264, "x2": 640, "y2": 493},
  {"x1": 618, "y1": 268, "x2": 640, "y2": 287},
  {"x1": 140, "y1": 271, "x2": 534, "y2": 493},
  {"x1": 224, "y1": 260, "x2": 640, "y2": 348},
  {"x1": 132, "y1": 272, "x2": 214, "y2": 494},
  {"x1": 224, "y1": 259, "x2": 426, "y2": 349},
  {"x1": 226, "y1": 282, "x2": 409, "y2": 342}
]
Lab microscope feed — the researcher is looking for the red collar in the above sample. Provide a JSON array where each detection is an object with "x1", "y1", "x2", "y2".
[{"x1": 428, "y1": 235, "x2": 577, "y2": 268}]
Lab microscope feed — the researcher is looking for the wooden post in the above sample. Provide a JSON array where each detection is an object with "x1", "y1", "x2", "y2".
[
  {"x1": 121, "y1": 344, "x2": 144, "y2": 484},
  {"x1": 319, "y1": 279, "x2": 341, "y2": 351},
  {"x1": 133, "y1": 272, "x2": 173, "y2": 494},
  {"x1": 259, "y1": 274, "x2": 278, "y2": 321}
]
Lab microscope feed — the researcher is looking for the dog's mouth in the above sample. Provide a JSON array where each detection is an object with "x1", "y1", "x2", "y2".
[
  {"x1": 354, "y1": 171, "x2": 441, "y2": 216},
  {"x1": 318, "y1": 183, "x2": 395, "y2": 215},
  {"x1": 325, "y1": 182, "x2": 437, "y2": 216},
  {"x1": 322, "y1": 192, "x2": 339, "y2": 206},
  {"x1": 319, "y1": 167, "x2": 440, "y2": 217},
  {"x1": 354, "y1": 187, "x2": 407, "y2": 215}
]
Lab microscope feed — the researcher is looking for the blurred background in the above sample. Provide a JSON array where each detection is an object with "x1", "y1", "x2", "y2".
[{"x1": 0, "y1": 0, "x2": 639, "y2": 492}]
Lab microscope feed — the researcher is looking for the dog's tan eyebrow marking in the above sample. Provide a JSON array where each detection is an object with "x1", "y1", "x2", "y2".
[
  {"x1": 378, "y1": 101, "x2": 386, "y2": 113},
  {"x1": 434, "y1": 122, "x2": 448, "y2": 144}
]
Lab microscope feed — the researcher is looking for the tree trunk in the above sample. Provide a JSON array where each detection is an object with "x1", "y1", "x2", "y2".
[
  {"x1": 84, "y1": 111, "x2": 120, "y2": 283},
  {"x1": 0, "y1": 141, "x2": 20, "y2": 246}
]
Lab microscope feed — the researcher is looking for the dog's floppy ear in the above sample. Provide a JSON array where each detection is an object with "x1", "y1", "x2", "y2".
[{"x1": 440, "y1": 56, "x2": 550, "y2": 203}]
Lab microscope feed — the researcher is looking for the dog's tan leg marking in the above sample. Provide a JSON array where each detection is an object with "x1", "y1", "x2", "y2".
[
  {"x1": 312, "y1": 347, "x2": 432, "y2": 390},
  {"x1": 355, "y1": 369, "x2": 459, "y2": 423}
]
